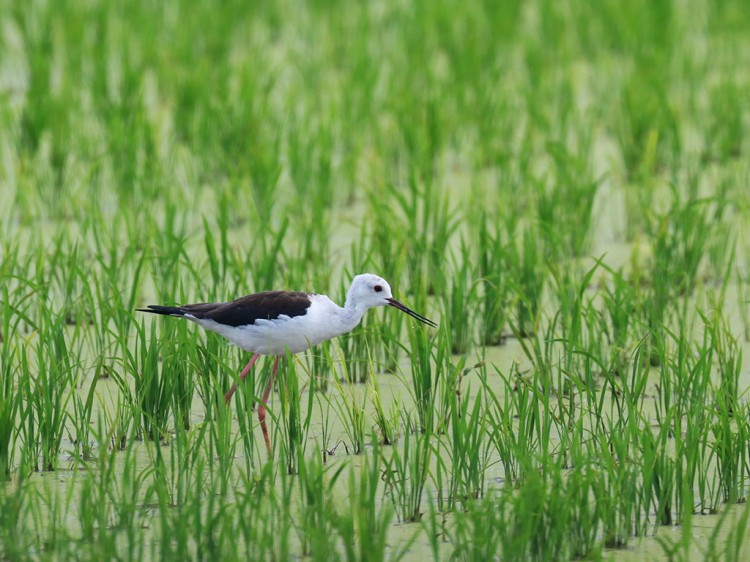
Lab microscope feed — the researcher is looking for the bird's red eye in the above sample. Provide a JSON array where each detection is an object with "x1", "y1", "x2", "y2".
[{"x1": 374, "y1": 285, "x2": 383, "y2": 293}]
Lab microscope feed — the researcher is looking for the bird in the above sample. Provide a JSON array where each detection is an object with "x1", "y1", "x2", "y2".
[{"x1": 138, "y1": 273, "x2": 437, "y2": 453}]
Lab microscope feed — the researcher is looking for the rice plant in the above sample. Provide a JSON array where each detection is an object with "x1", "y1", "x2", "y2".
[
  {"x1": 475, "y1": 212, "x2": 513, "y2": 346},
  {"x1": 369, "y1": 370, "x2": 401, "y2": 446},
  {"x1": 383, "y1": 426, "x2": 433, "y2": 523},
  {"x1": 329, "y1": 345, "x2": 368, "y2": 455},
  {"x1": 1, "y1": 0, "x2": 748, "y2": 559}
]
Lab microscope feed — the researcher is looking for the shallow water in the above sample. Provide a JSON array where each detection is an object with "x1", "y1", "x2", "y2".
[{"x1": 19, "y1": 297, "x2": 743, "y2": 561}]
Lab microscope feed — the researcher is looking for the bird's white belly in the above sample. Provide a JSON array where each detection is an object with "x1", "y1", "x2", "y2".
[{"x1": 195, "y1": 313, "x2": 337, "y2": 355}]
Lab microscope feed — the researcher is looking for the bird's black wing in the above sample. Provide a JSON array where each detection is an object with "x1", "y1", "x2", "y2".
[{"x1": 186, "y1": 291, "x2": 312, "y2": 327}]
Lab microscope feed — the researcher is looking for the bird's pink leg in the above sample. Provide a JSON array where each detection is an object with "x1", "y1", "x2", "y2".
[
  {"x1": 258, "y1": 356, "x2": 280, "y2": 454},
  {"x1": 224, "y1": 353, "x2": 261, "y2": 404}
]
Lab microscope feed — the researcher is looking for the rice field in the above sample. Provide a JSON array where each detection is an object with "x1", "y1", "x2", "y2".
[{"x1": 1, "y1": 0, "x2": 750, "y2": 559}]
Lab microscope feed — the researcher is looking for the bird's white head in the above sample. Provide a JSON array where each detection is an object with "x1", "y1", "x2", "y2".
[
  {"x1": 347, "y1": 273, "x2": 437, "y2": 327},
  {"x1": 348, "y1": 273, "x2": 394, "y2": 308}
]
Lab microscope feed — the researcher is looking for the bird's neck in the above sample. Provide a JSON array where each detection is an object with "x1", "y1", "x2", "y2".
[{"x1": 340, "y1": 295, "x2": 368, "y2": 332}]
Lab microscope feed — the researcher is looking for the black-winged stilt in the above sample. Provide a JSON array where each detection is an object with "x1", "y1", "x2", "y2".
[{"x1": 138, "y1": 273, "x2": 436, "y2": 452}]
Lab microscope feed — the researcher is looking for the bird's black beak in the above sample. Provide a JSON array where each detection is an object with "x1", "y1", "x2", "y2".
[{"x1": 386, "y1": 298, "x2": 437, "y2": 328}]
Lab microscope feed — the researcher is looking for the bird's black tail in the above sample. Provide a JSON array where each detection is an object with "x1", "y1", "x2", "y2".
[{"x1": 137, "y1": 305, "x2": 187, "y2": 317}]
